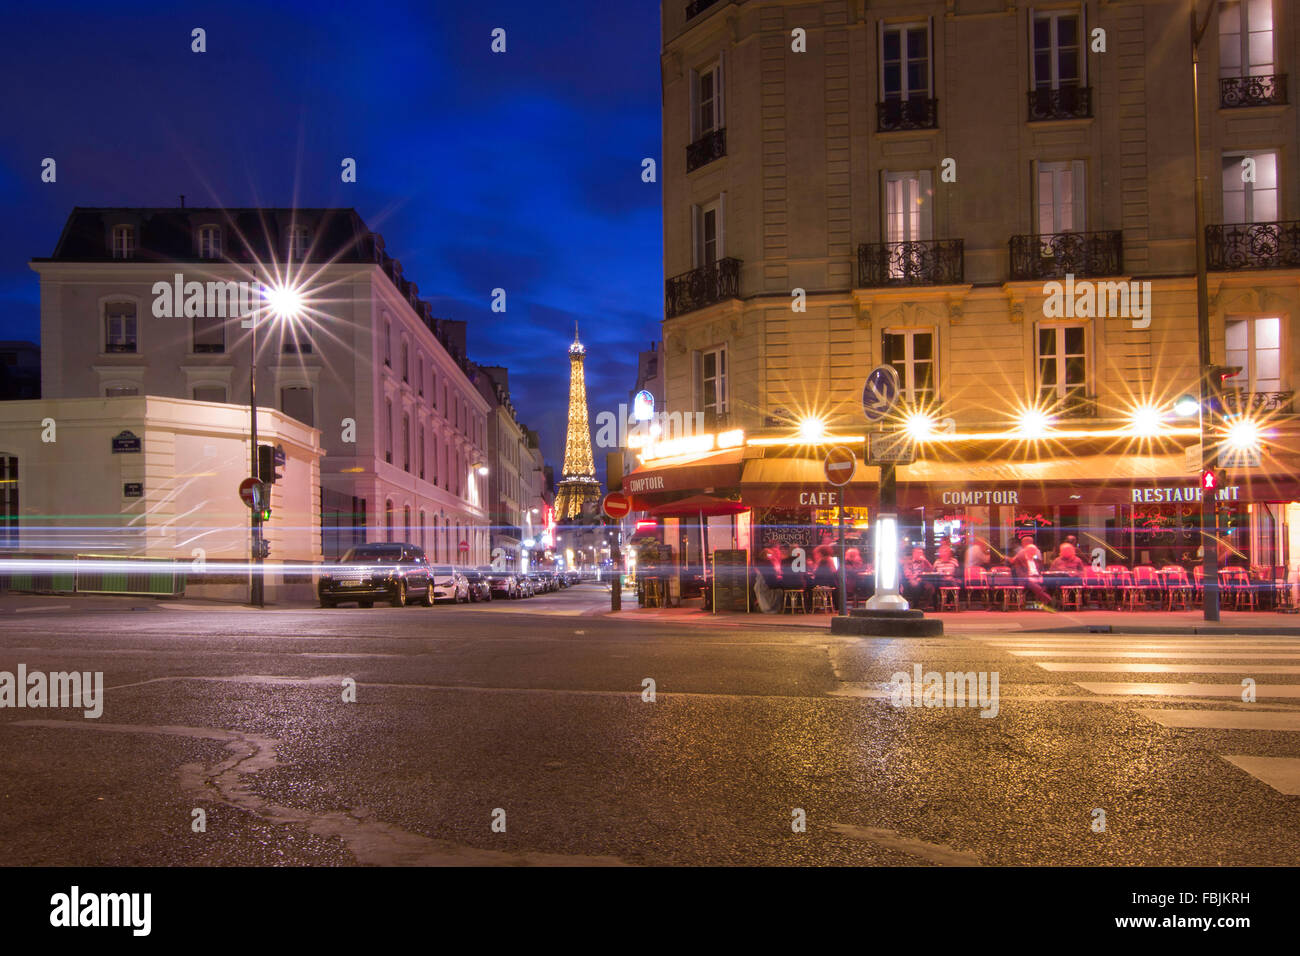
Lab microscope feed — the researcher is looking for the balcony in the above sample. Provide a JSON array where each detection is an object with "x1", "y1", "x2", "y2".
[
  {"x1": 1223, "y1": 389, "x2": 1295, "y2": 414},
  {"x1": 1027, "y1": 85, "x2": 1092, "y2": 121},
  {"x1": 877, "y1": 97, "x2": 938, "y2": 132},
  {"x1": 1206, "y1": 220, "x2": 1300, "y2": 271},
  {"x1": 1220, "y1": 74, "x2": 1288, "y2": 108},
  {"x1": 858, "y1": 239, "x2": 964, "y2": 287},
  {"x1": 686, "y1": 128, "x2": 726, "y2": 173},
  {"x1": 665, "y1": 257, "x2": 741, "y2": 319},
  {"x1": 1009, "y1": 230, "x2": 1123, "y2": 280},
  {"x1": 685, "y1": 0, "x2": 721, "y2": 18}
]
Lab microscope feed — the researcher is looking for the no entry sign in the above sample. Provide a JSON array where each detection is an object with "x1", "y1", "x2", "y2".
[
  {"x1": 823, "y1": 446, "x2": 857, "y2": 486},
  {"x1": 238, "y1": 477, "x2": 267, "y2": 510},
  {"x1": 602, "y1": 492, "x2": 632, "y2": 519}
]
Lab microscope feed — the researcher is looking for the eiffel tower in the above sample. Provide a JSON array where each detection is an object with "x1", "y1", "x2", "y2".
[{"x1": 553, "y1": 324, "x2": 603, "y2": 521}]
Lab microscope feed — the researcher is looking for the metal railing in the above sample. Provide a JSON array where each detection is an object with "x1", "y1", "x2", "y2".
[
  {"x1": 686, "y1": 128, "x2": 726, "y2": 172},
  {"x1": 1009, "y1": 230, "x2": 1123, "y2": 280},
  {"x1": 1027, "y1": 85, "x2": 1092, "y2": 121},
  {"x1": 1206, "y1": 220, "x2": 1300, "y2": 271},
  {"x1": 665, "y1": 257, "x2": 741, "y2": 318},
  {"x1": 877, "y1": 97, "x2": 938, "y2": 131},
  {"x1": 1220, "y1": 74, "x2": 1288, "y2": 108},
  {"x1": 858, "y1": 239, "x2": 963, "y2": 287}
]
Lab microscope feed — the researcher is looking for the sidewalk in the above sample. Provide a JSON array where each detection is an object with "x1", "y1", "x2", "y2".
[{"x1": 607, "y1": 602, "x2": 1300, "y2": 635}]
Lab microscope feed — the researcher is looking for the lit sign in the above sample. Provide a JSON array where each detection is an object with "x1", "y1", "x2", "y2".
[
  {"x1": 640, "y1": 429, "x2": 745, "y2": 461},
  {"x1": 633, "y1": 390, "x2": 655, "y2": 422},
  {"x1": 1134, "y1": 483, "x2": 1238, "y2": 503},
  {"x1": 940, "y1": 490, "x2": 1021, "y2": 505}
]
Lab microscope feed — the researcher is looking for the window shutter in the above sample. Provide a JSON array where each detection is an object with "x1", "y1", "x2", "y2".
[{"x1": 1070, "y1": 159, "x2": 1086, "y2": 231}]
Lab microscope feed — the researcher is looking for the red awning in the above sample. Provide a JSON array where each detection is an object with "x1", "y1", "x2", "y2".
[
  {"x1": 623, "y1": 448, "x2": 744, "y2": 508},
  {"x1": 649, "y1": 494, "x2": 749, "y2": 517}
]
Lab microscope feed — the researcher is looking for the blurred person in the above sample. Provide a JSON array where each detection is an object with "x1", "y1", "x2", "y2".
[{"x1": 901, "y1": 547, "x2": 935, "y2": 608}]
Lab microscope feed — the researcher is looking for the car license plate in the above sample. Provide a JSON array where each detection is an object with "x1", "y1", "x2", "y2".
[{"x1": 338, "y1": 578, "x2": 364, "y2": 587}]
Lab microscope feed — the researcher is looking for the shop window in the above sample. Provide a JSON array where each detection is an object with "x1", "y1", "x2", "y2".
[
  {"x1": 1037, "y1": 324, "x2": 1088, "y2": 411},
  {"x1": 882, "y1": 329, "x2": 936, "y2": 405},
  {"x1": 1225, "y1": 316, "x2": 1282, "y2": 394}
]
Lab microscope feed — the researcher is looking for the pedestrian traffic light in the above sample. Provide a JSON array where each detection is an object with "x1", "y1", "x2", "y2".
[
  {"x1": 1201, "y1": 468, "x2": 1218, "y2": 491},
  {"x1": 257, "y1": 443, "x2": 282, "y2": 484},
  {"x1": 259, "y1": 506, "x2": 272, "y2": 522}
]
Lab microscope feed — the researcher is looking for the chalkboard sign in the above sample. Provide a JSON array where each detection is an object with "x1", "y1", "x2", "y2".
[{"x1": 712, "y1": 549, "x2": 750, "y2": 613}]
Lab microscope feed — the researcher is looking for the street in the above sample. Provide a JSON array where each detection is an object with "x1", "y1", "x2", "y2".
[{"x1": 2, "y1": 584, "x2": 1298, "y2": 866}]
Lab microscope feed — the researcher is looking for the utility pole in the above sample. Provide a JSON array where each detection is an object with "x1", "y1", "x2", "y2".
[{"x1": 1191, "y1": 0, "x2": 1219, "y2": 621}]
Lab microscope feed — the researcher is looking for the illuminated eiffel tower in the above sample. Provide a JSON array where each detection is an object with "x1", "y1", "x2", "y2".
[{"x1": 553, "y1": 324, "x2": 602, "y2": 521}]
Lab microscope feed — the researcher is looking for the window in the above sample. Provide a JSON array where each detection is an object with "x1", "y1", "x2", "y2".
[
  {"x1": 884, "y1": 170, "x2": 933, "y2": 244},
  {"x1": 419, "y1": 510, "x2": 426, "y2": 551},
  {"x1": 1222, "y1": 150, "x2": 1278, "y2": 223},
  {"x1": 417, "y1": 357, "x2": 424, "y2": 397},
  {"x1": 442, "y1": 383, "x2": 448, "y2": 415},
  {"x1": 1219, "y1": 0, "x2": 1274, "y2": 79},
  {"x1": 694, "y1": 199, "x2": 721, "y2": 267},
  {"x1": 112, "y1": 225, "x2": 135, "y2": 259},
  {"x1": 418, "y1": 426, "x2": 426, "y2": 479},
  {"x1": 282, "y1": 328, "x2": 312, "y2": 353},
  {"x1": 105, "y1": 385, "x2": 138, "y2": 397},
  {"x1": 287, "y1": 225, "x2": 310, "y2": 260},
  {"x1": 193, "y1": 385, "x2": 226, "y2": 403},
  {"x1": 1037, "y1": 325, "x2": 1088, "y2": 410},
  {"x1": 696, "y1": 346, "x2": 728, "y2": 419},
  {"x1": 385, "y1": 399, "x2": 393, "y2": 464},
  {"x1": 882, "y1": 329, "x2": 936, "y2": 406},
  {"x1": 193, "y1": 314, "x2": 224, "y2": 353},
  {"x1": 198, "y1": 225, "x2": 222, "y2": 259},
  {"x1": 281, "y1": 386, "x2": 314, "y2": 427},
  {"x1": 1031, "y1": 9, "x2": 1083, "y2": 90},
  {"x1": 402, "y1": 341, "x2": 409, "y2": 383},
  {"x1": 881, "y1": 22, "x2": 931, "y2": 100},
  {"x1": 404, "y1": 506, "x2": 412, "y2": 544},
  {"x1": 402, "y1": 413, "x2": 411, "y2": 472},
  {"x1": 105, "y1": 303, "x2": 137, "y2": 353},
  {"x1": 1037, "y1": 160, "x2": 1086, "y2": 238},
  {"x1": 1225, "y1": 316, "x2": 1282, "y2": 393},
  {"x1": 385, "y1": 500, "x2": 395, "y2": 543},
  {"x1": 693, "y1": 61, "x2": 722, "y2": 137}
]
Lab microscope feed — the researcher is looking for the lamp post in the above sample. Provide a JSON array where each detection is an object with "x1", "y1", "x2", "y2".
[{"x1": 1191, "y1": 0, "x2": 1220, "y2": 621}]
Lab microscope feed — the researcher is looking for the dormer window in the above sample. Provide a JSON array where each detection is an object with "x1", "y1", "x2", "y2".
[
  {"x1": 287, "y1": 225, "x2": 310, "y2": 261},
  {"x1": 111, "y1": 225, "x2": 135, "y2": 260},
  {"x1": 198, "y1": 225, "x2": 222, "y2": 259}
]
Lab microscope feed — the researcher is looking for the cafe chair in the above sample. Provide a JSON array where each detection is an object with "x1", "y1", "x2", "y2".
[
  {"x1": 937, "y1": 583, "x2": 962, "y2": 612},
  {"x1": 810, "y1": 586, "x2": 836, "y2": 614},
  {"x1": 782, "y1": 589, "x2": 807, "y2": 614},
  {"x1": 1161, "y1": 566, "x2": 1192, "y2": 611},
  {"x1": 1134, "y1": 565, "x2": 1163, "y2": 607},
  {"x1": 1114, "y1": 568, "x2": 1145, "y2": 611},
  {"x1": 1059, "y1": 581, "x2": 1083, "y2": 611},
  {"x1": 1192, "y1": 565, "x2": 1205, "y2": 607},
  {"x1": 989, "y1": 568, "x2": 1024, "y2": 611},
  {"x1": 1222, "y1": 568, "x2": 1258, "y2": 611},
  {"x1": 964, "y1": 567, "x2": 991, "y2": 609},
  {"x1": 1082, "y1": 569, "x2": 1110, "y2": 609}
]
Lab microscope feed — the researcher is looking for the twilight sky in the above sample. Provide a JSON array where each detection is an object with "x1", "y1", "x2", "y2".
[{"x1": 0, "y1": 0, "x2": 663, "y2": 479}]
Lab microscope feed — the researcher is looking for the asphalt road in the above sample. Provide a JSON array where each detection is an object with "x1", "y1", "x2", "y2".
[{"x1": 1, "y1": 583, "x2": 1298, "y2": 866}]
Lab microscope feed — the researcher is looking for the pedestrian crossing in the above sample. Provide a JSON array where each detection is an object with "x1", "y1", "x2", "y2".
[{"x1": 969, "y1": 632, "x2": 1300, "y2": 796}]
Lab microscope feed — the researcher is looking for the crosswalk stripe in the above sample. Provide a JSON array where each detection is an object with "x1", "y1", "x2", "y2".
[
  {"x1": 985, "y1": 640, "x2": 1300, "y2": 649},
  {"x1": 1139, "y1": 709, "x2": 1300, "y2": 731},
  {"x1": 1220, "y1": 756, "x2": 1300, "y2": 795},
  {"x1": 1038, "y1": 661, "x2": 1300, "y2": 674},
  {"x1": 1010, "y1": 650, "x2": 1300, "y2": 659},
  {"x1": 1075, "y1": 681, "x2": 1300, "y2": 698}
]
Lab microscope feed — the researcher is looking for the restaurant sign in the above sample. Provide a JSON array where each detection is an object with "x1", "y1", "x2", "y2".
[{"x1": 1132, "y1": 483, "x2": 1241, "y2": 503}]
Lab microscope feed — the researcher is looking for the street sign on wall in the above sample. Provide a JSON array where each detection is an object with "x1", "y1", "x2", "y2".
[
  {"x1": 868, "y1": 431, "x2": 915, "y2": 465},
  {"x1": 861, "y1": 365, "x2": 901, "y2": 423}
]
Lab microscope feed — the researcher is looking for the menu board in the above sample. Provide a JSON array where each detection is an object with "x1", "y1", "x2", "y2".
[{"x1": 712, "y1": 549, "x2": 750, "y2": 613}]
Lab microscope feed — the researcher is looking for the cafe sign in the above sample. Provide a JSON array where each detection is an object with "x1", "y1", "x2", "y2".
[{"x1": 1132, "y1": 483, "x2": 1241, "y2": 503}]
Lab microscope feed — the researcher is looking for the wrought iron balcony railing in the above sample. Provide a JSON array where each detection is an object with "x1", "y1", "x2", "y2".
[
  {"x1": 858, "y1": 239, "x2": 964, "y2": 287},
  {"x1": 1040, "y1": 394, "x2": 1097, "y2": 419},
  {"x1": 686, "y1": 0, "x2": 721, "y2": 19},
  {"x1": 1027, "y1": 85, "x2": 1092, "y2": 121},
  {"x1": 1009, "y1": 230, "x2": 1123, "y2": 280},
  {"x1": 665, "y1": 257, "x2": 741, "y2": 318},
  {"x1": 877, "y1": 97, "x2": 938, "y2": 132},
  {"x1": 686, "y1": 128, "x2": 726, "y2": 172},
  {"x1": 1222, "y1": 389, "x2": 1295, "y2": 414},
  {"x1": 1206, "y1": 220, "x2": 1300, "y2": 271},
  {"x1": 1220, "y1": 74, "x2": 1288, "y2": 108}
]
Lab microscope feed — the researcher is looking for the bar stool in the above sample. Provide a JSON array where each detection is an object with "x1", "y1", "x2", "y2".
[
  {"x1": 810, "y1": 586, "x2": 836, "y2": 613},
  {"x1": 782, "y1": 589, "x2": 807, "y2": 614},
  {"x1": 937, "y1": 584, "x2": 961, "y2": 612},
  {"x1": 643, "y1": 578, "x2": 664, "y2": 608},
  {"x1": 1059, "y1": 584, "x2": 1083, "y2": 611}
]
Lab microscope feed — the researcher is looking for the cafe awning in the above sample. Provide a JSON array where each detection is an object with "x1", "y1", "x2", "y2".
[
  {"x1": 649, "y1": 494, "x2": 749, "y2": 517},
  {"x1": 623, "y1": 447, "x2": 744, "y2": 508}
]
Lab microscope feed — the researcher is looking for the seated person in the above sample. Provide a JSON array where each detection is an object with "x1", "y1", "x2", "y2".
[
  {"x1": 1010, "y1": 535, "x2": 1054, "y2": 608},
  {"x1": 933, "y1": 544, "x2": 960, "y2": 581},
  {"x1": 901, "y1": 547, "x2": 935, "y2": 608}
]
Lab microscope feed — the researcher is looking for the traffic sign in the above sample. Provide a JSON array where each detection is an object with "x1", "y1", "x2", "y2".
[
  {"x1": 862, "y1": 365, "x2": 901, "y2": 423},
  {"x1": 458, "y1": 540, "x2": 469, "y2": 552},
  {"x1": 868, "y1": 431, "x2": 916, "y2": 465},
  {"x1": 602, "y1": 491, "x2": 632, "y2": 519},
  {"x1": 823, "y1": 445, "x2": 857, "y2": 486},
  {"x1": 238, "y1": 477, "x2": 267, "y2": 510}
]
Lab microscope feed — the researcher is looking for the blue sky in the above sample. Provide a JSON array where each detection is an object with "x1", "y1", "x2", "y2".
[{"x1": 0, "y1": 0, "x2": 663, "y2": 476}]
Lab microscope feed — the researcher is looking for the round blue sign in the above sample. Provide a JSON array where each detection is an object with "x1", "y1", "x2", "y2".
[{"x1": 862, "y1": 365, "x2": 901, "y2": 423}]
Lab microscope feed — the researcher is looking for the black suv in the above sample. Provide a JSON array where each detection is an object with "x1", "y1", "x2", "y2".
[{"x1": 318, "y1": 543, "x2": 434, "y2": 608}]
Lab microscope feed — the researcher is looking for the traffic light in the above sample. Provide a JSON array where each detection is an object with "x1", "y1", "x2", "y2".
[
  {"x1": 255, "y1": 539, "x2": 271, "y2": 559},
  {"x1": 1206, "y1": 365, "x2": 1242, "y2": 418},
  {"x1": 259, "y1": 506, "x2": 272, "y2": 522},
  {"x1": 257, "y1": 444, "x2": 282, "y2": 484},
  {"x1": 1201, "y1": 468, "x2": 1226, "y2": 494}
]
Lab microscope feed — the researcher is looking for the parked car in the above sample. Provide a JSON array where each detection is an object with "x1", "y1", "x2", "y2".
[
  {"x1": 429, "y1": 565, "x2": 470, "y2": 603},
  {"x1": 517, "y1": 574, "x2": 535, "y2": 598},
  {"x1": 565, "y1": 570, "x2": 580, "y2": 586},
  {"x1": 319, "y1": 543, "x2": 434, "y2": 608},
  {"x1": 486, "y1": 571, "x2": 520, "y2": 599},
  {"x1": 534, "y1": 571, "x2": 555, "y2": 593},
  {"x1": 462, "y1": 568, "x2": 492, "y2": 602}
]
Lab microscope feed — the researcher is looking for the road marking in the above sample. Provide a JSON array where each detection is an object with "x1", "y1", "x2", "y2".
[
  {"x1": 1139, "y1": 709, "x2": 1300, "y2": 732},
  {"x1": 1075, "y1": 681, "x2": 1300, "y2": 698},
  {"x1": 828, "y1": 824, "x2": 980, "y2": 866},
  {"x1": 1220, "y1": 755, "x2": 1300, "y2": 795},
  {"x1": 1038, "y1": 661, "x2": 1300, "y2": 674},
  {"x1": 1010, "y1": 650, "x2": 1300, "y2": 659},
  {"x1": 12, "y1": 605, "x2": 72, "y2": 614}
]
